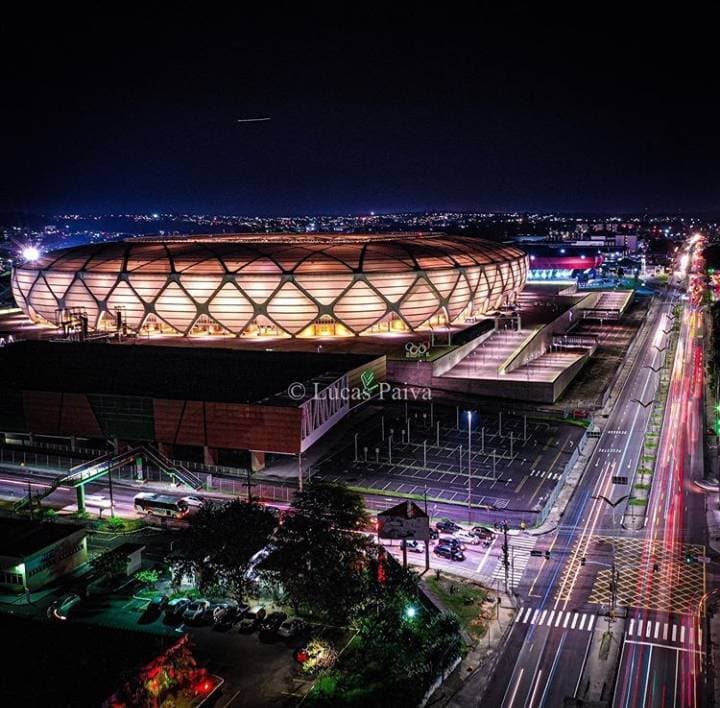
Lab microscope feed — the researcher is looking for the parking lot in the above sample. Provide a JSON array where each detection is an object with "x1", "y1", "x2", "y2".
[
  {"x1": 0, "y1": 528, "x2": 329, "y2": 708},
  {"x1": 314, "y1": 402, "x2": 585, "y2": 519}
]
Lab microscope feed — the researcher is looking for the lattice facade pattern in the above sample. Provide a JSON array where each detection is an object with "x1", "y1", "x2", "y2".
[{"x1": 12, "y1": 233, "x2": 528, "y2": 337}]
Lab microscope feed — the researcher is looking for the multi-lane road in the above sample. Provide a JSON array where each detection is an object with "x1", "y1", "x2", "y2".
[
  {"x1": 483, "y1": 238, "x2": 711, "y2": 708},
  {"x1": 483, "y1": 248, "x2": 711, "y2": 706}
]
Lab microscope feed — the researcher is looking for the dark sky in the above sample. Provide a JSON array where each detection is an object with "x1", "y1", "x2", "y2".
[{"x1": 2, "y1": 8, "x2": 719, "y2": 215}]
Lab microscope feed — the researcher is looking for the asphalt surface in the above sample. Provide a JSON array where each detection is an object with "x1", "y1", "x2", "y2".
[
  {"x1": 482, "y1": 286, "x2": 681, "y2": 707},
  {"x1": 313, "y1": 401, "x2": 585, "y2": 521}
]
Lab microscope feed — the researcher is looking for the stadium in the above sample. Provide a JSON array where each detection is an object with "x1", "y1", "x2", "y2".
[{"x1": 11, "y1": 233, "x2": 528, "y2": 338}]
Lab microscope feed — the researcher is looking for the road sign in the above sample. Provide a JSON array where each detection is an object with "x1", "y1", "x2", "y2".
[
  {"x1": 377, "y1": 501, "x2": 430, "y2": 540},
  {"x1": 612, "y1": 476, "x2": 629, "y2": 485}
]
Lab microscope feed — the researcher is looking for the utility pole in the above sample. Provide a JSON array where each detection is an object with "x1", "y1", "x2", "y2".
[
  {"x1": 27, "y1": 481, "x2": 33, "y2": 519},
  {"x1": 610, "y1": 562, "x2": 618, "y2": 620},
  {"x1": 502, "y1": 520, "x2": 510, "y2": 592},
  {"x1": 246, "y1": 468, "x2": 253, "y2": 501},
  {"x1": 107, "y1": 467, "x2": 115, "y2": 518},
  {"x1": 423, "y1": 440, "x2": 427, "y2": 470}
]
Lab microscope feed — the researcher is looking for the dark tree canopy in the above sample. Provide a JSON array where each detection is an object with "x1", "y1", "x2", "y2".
[{"x1": 172, "y1": 498, "x2": 276, "y2": 597}]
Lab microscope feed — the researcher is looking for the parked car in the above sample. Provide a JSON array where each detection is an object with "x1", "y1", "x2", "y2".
[
  {"x1": 183, "y1": 599, "x2": 211, "y2": 624},
  {"x1": 212, "y1": 600, "x2": 244, "y2": 626},
  {"x1": 434, "y1": 544, "x2": 465, "y2": 562},
  {"x1": 451, "y1": 530, "x2": 481, "y2": 545},
  {"x1": 164, "y1": 597, "x2": 191, "y2": 622},
  {"x1": 47, "y1": 593, "x2": 81, "y2": 621},
  {"x1": 259, "y1": 611, "x2": 288, "y2": 638},
  {"x1": 145, "y1": 594, "x2": 168, "y2": 616},
  {"x1": 439, "y1": 537, "x2": 466, "y2": 551},
  {"x1": 237, "y1": 605, "x2": 266, "y2": 633},
  {"x1": 278, "y1": 617, "x2": 306, "y2": 639},
  {"x1": 436, "y1": 519, "x2": 462, "y2": 534},
  {"x1": 401, "y1": 540, "x2": 425, "y2": 553}
]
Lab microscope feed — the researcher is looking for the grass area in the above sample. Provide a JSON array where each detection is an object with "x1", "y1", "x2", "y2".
[
  {"x1": 347, "y1": 484, "x2": 495, "y2": 512},
  {"x1": 527, "y1": 415, "x2": 590, "y2": 429},
  {"x1": 425, "y1": 575, "x2": 489, "y2": 640},
  {"x1": 95, "y1": 516, "x2": 146, "y2": 533},
  {"x1": 628, "y1": 498, "x2": 648, "y2": 506},
  {"x1": 634, "y1": 483, "x2": 650, "y2": 490}
]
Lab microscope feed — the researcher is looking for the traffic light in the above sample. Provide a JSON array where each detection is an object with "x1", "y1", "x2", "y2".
[
  {"x1": 685, "y1": 552, "x2": 697, "y2": 564},
  {"x1": 544, "y1": 550, "x2": 550, "y2": 560},
  {"x1": 580, "y1": 556, "x2": 586, "y2": 566}
]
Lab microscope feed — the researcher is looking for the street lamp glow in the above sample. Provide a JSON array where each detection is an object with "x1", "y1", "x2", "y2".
[
  {"x1": 404, "y1": 605, "x2": 418, "y2": 619},
  {"x1": 21, "y1": 246, "x2": 40, "y2": 262}
]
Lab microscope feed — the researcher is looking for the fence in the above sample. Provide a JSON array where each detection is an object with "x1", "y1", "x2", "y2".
[{"x1": 533, "y1": 430, "x2": 586, "y2": 527}]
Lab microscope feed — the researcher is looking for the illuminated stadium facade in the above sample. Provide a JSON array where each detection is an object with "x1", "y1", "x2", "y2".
[{"x1": 11, "y1": 233, "x2": 528, "y2": 338}]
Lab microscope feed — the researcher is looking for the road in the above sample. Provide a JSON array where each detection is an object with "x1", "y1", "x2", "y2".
[
  {"x1": 613, "y1": 241, "x2": 708, "y2": 708},
  {"x1": 483, "y1": 281, "x2": 682, "y2": 707}
]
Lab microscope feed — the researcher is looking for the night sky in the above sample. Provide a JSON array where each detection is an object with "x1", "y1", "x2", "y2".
[{"x1": 2, "y1": 9, "x2": 718, "y2": 215}]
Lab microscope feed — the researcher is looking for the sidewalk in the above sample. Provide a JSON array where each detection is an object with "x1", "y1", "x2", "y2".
[{"x1": 424, "y1": 583, "x2": 516, "y2": 708}]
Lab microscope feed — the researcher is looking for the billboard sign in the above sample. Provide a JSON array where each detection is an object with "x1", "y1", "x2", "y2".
[{"x1": 377, "y1": 501, "x2": 430, "y2": 541}]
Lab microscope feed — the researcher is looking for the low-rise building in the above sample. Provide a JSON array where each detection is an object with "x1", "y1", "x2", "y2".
[{"x1": 0, "y1": 518, "x2": 87, "y2": 592}]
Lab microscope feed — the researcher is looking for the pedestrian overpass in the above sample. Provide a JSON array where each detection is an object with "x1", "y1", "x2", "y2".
[{"x1": 16, "y1": 444, "x2": 203, "y2": 513}]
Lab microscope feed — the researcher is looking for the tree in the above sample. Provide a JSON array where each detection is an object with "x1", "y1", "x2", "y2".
[
  {"x1": 290, "y1": 481, "x2": 369, "y2": 530},
  {"x1": 90, "y1": 546, "x2": 129, "y2": 580},
  {"x1": 267, "y1": 483, "x2": 371, "y2": 620},
  {"x1": 172, "y1": 498, "x2": 276, "y2": 597},
  {"x1": 269, "y1": 511, "x2": 371, "y2": 620}
]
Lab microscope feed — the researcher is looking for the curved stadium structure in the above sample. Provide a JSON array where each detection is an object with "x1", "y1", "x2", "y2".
[{"x1": 11, "y1": 233, "x2": 528, "y2": 338}]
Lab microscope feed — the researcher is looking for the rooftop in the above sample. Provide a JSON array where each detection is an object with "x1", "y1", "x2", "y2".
[
  {"x1": 0, "y1": 340, "x2": 381, "y2": 405},
  {"x1": 0, "y1": 518, "x2": 85, "y2": 558}
]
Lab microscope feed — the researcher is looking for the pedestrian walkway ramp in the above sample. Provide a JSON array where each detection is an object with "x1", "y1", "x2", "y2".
[{"x1": 14, "y1": 443, "x2": 202, "y2": 513}]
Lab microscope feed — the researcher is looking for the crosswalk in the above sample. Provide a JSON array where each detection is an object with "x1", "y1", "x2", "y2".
[
  {"x1": 626, "y1": 617, "x2": 702, "y2": 648},
  {"x1": 512, "y1": 609, "x2": 703, "y2": 649},
  {"x1": 528, "y1": 469, "x2": 561, "y2": 480},
  {"x1": 491, "y1": 534, "x2": 537, "y2": 587},
  {"x1": 515, "y1": 606, "x2": 596, "y2": 632}
]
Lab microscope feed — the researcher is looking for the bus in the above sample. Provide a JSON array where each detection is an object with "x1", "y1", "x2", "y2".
[{"x1": 134, "y1": 493, "x2": 190, "y2": 518}]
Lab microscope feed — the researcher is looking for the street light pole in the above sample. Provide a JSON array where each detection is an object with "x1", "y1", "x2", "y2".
[{"x1": 467, "y1": 411, "x2": 472, "y2": 521}]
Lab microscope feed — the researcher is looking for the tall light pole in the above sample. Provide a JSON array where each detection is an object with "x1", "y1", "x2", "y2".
[{"x1": 467, "y1": 411, "x2": 472, "y2": 521}]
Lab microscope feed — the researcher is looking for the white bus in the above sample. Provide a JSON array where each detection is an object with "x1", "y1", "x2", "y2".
[{"x1": 134, "y1": 493, "x2": 190, "y2": 518}]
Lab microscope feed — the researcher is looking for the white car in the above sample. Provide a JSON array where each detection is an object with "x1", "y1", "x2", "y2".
[
  {"x1": 47, "y1": 593, "x2": 81, "y2": 620},
  {"x1": 278, "y1": 617, "x2": 306, "y2": 639},
  {"x1": 165, "y1": 597, "x2": 190, "y2": 618},
  {"x1": 183, "y1": 599, "x2": 211, "y2": 623},
  {"x1": 451, "y1": 530, "x2": 481, "y2": 545}
]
